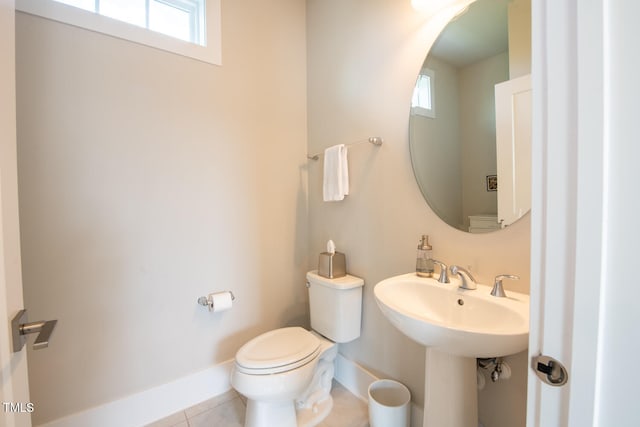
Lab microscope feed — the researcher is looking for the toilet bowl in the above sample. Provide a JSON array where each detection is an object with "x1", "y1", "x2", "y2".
[{"x1": 230, "y1": 271, "x2": 364, "y2": 427}]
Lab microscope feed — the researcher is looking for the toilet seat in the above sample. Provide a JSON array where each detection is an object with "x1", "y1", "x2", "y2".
[{"x1": 235, "y1": 327, "x2": 320, "y2": 375}]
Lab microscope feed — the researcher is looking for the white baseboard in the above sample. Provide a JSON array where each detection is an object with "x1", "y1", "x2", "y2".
[
  {"x1": 38, "y1": 359, "x2": 234, "y2": 427},
  {"x1": 334, "y1": 353, "x2": 378, "y2": 401},
  {"x1": 334, "y1": 353, "x2": 423, "y2": 427},
  {"x1": 40, "y1": 354, "x2": 424, "y2": 427}
]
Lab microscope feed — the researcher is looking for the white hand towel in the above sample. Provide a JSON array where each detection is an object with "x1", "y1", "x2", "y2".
[{"x1": 323, "y1": 144, "x2": 349, "y2": 202}]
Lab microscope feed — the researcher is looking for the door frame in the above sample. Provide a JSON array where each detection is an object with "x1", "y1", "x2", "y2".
[{"x1": 1, "y1": 1, "x2": 32, "y2": 426}]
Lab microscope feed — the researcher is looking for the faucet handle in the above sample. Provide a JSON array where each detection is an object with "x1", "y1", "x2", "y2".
[
  {"x1": 449, "y1": 265, "x2": 477, "y2": 290},
  {"x1": 491, "y1": 274, "x2": 520, "y2": 298},
  {"x1": 431, "y1": 259, "x2": 449, "y2": 283}
]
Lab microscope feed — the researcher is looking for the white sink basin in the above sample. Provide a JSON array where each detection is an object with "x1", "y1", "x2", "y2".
[{"x1": 374, "y1": 273, "x2": 529, "y2": 358}]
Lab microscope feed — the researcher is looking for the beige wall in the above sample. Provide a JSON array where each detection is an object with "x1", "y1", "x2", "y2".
[
  {"x1": 459, "y1": 51, "x2": 509, "y2": 225},
  {"x1": 307, "y1": 1, "x2": 530, "y2": 426},
  {"x1": 15, "y1": 0, "x2": 307, "y2": 424},
  {"x1": 508, "y1": 0, "x2": 532, "y2": 78}
]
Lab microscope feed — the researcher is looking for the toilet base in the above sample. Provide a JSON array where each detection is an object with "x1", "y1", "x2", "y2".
[
  {"x1": 245, "y1": 399, "x2": 297, "y2": 427},
  {"x1": 244, "y1": 394, "x2": 333, "y2": 427},
  {"x1": 297, "y1": 395, "x2": 333, "y2": 427}
]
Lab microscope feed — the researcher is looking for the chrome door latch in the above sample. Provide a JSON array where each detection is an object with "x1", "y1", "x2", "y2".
[
  {"x1": 11, "y1": 309, "x2": 58, "y2": 353},
  {"x1": 532, "y1": 354, "x2": 568, "y2": 386}
]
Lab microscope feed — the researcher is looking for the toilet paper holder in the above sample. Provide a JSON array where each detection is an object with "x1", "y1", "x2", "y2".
[{"x1": 197, "y1": 291, "x2": 235, "y2": 311}]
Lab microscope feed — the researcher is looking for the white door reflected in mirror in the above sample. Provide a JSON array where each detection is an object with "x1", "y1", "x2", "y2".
[{"x1": 495, "y1": 74, "x2": 532, "y2": 228}]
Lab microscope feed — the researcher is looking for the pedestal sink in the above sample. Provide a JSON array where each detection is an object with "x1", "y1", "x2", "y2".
[{"x1": 374, "y1": 273, "x2": 529, "y2": 427}]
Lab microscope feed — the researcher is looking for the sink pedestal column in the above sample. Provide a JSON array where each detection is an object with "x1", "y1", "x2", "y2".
[{"x1": 424, "y1": 348, "x2": 478, "y2": 427}]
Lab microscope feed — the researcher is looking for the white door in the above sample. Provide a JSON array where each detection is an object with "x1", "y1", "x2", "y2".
[
  {"x1": 495, "y1": 74, "x2": 532, "y2": 228},
  {"x1": 1, "y1": 1, "x2": 32, "y2": 426},
  {"x1": 527, "y1": 0, "x2": 640, "y2": 426}
]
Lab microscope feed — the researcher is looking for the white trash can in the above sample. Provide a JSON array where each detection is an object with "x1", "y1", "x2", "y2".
[{"x1": 368, "y1": 379, "x2": 411, "y2": 427}]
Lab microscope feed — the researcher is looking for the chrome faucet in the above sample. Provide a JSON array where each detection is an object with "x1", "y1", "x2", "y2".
[
  {"x1": 431, "y1": 259, "x2": 450, "y2": 283},
  {"x1": 449, "y1": 265, "x2": 477, "y2": 290},
  {"x1": 491, "y1": 274, "x2": 520, "y2": 298}
]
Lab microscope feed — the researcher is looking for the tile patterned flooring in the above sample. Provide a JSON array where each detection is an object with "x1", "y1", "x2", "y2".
[{"x1": 146, "y1": 381, "x2": 369, "y2": 427}]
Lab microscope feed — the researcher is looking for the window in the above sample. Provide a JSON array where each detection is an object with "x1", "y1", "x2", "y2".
[
  {"x1": 411, "y1": 68, "x2": 435, "y2": 118},
  {"x1": 53, "y1": 0, "x2": 204, "y2": 44},
  {"x1": 16, "y1": 0, "x2": 221, "y2": 65}
]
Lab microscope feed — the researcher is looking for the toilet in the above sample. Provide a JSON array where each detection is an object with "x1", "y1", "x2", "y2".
[{"x1": 231, "y1": 270, "x2": 364, "y2": 427}]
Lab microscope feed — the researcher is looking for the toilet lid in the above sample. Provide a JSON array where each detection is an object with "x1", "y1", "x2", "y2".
[{"x1": 235, "y1": 327, "x2": 320, "y2": 374}]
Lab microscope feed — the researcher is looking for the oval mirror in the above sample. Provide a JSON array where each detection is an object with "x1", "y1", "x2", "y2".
[{"x1": 409, "y1": 0, "x2": 531, "y2": 233}]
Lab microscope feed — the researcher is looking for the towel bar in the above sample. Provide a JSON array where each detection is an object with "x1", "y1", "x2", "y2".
[{"x1": 307, "y1": 136, "x2": 383, "y2": 160}]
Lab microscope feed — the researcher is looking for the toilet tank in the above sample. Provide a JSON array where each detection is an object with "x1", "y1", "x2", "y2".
[{"x1": 306, "y1": 270, "x2": 364, "y2": 343}]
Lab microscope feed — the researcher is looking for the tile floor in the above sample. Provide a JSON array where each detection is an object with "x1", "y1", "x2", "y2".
[{"x1": 146, "y1": 381, "x2": 369, "y2": 427}]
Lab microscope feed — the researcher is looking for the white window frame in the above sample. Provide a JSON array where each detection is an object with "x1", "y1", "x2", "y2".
[
  {"x1": 16, "y1": 0, "x2": 221, "y2": 65},
  {"x1": 411, "y1": 67, "x2": 436, "y2": 118}
]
